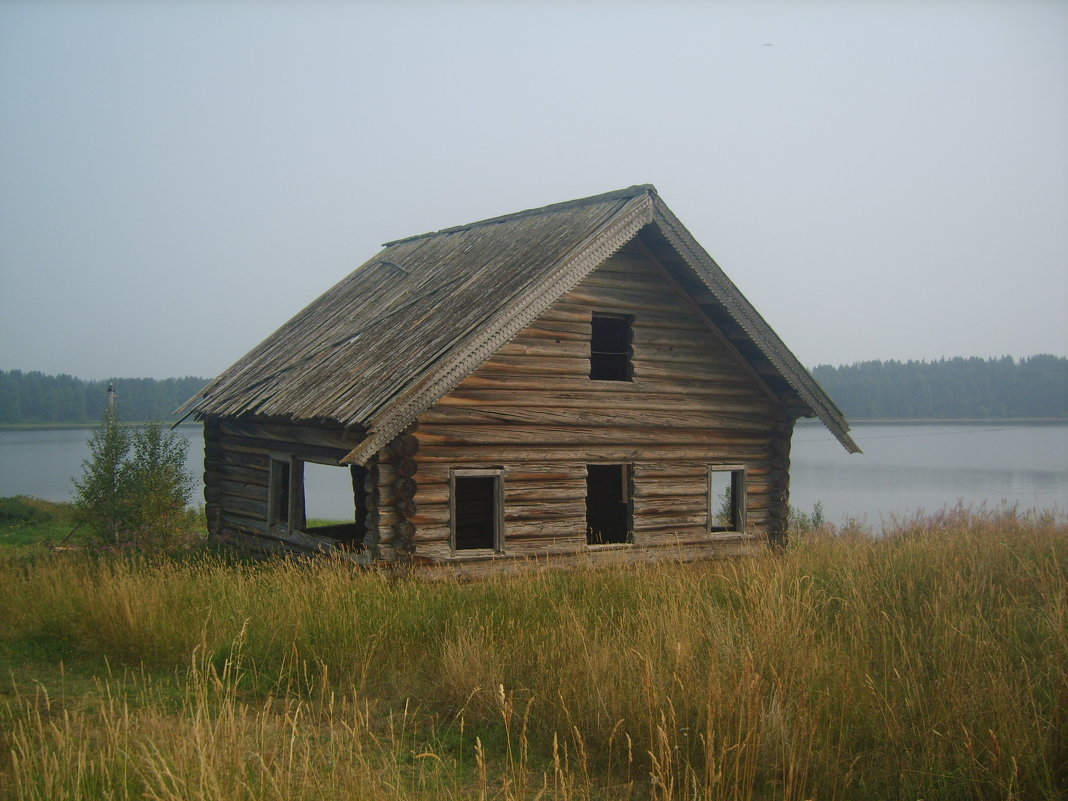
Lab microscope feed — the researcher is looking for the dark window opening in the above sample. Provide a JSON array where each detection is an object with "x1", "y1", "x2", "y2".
[
  {"x1": 586, "y1": 464, "x2": 631, "y2": 544},
  {"x1": 708, "y1": 468, "x2": 746, "y2": 533},
  {"x1": 590, "y1": 314, "x2": 631, "y2": 381},
  {"x1": 453, "y1": 474, "x2": 501, "y2": 551}
]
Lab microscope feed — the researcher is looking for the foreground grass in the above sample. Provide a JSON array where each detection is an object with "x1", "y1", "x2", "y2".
[{"x1": 1, "y1": 507, "x2": 1065, "y2": 799}]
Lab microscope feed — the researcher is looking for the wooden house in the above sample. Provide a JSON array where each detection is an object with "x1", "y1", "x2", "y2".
[{"x1": 179, "y1": 185, "x2": 858, "y2": 569}]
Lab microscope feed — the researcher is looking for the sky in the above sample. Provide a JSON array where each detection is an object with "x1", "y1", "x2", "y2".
[{"x1": 1, "y1": 0, "x2": 1066, "y2": 381}]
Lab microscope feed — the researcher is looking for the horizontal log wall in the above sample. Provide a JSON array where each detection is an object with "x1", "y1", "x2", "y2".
[{"x1": 408, "y1": 243, "x2": 784, "y2": 560}]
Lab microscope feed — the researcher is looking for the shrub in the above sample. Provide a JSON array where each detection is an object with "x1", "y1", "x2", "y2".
[
  {"x1": 0, "y1": 496, "x2": 53, "y2": 527},
  {"x1": 788, "y1": 499, "x2": 825, "y2": 534},
  {"x1": 72, "y1": 410, "x2": 196, "y2": 549},
  {"x1": 125, "y1": 421, "x2": 197, "y2": 549},
  {"x1": 72, "y1": 407, "x2": 130, "y2": 543}
]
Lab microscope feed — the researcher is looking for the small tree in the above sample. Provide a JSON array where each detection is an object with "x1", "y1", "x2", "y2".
[
  {"x1": 73, "y1": 406, "x2": 131, "y2": 543},
  {"x1": 125, "y1": 420, "x2": 196, "y2": 549},
  {"x1": 73, "y1": 411, "x2": 196, "y2": 549}
]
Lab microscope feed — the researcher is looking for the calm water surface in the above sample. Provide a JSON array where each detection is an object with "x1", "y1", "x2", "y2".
[
  {"x1": 1, "y1": 423, "x2": 1065, "y2": 529},
  {"x1": 789, "y1": 422, "x2": 1067, "y2": 525}
]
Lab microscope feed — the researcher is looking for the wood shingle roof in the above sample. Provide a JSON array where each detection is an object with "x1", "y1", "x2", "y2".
[{"x1": 179, "y1": 185, "x2": 859, "y2": 459}]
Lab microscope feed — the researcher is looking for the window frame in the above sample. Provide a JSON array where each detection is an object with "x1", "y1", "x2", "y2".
[
  {"x1": 449, "y1": 467, "x2": 505, "y2": 555},
  {"x1": 706, "y1": 465, "x2": 747, "y2": 534}
]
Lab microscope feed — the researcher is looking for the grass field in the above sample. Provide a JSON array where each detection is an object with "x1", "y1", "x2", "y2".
[{"x1": 1, "y1": 500, "x2": 1065, "y2": 799}]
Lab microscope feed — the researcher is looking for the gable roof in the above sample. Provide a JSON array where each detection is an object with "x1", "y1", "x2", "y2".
[{"x1": 179, "y1": 185, "x2": 860, "y2": 459}]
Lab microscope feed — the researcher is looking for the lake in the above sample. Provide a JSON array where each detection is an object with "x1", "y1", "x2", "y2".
[{"x1": 1, "y1": 422, "x2": 1065, "y2": 529}]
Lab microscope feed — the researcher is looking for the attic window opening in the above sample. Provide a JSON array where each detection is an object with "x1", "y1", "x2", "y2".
[
  {"x1": 267, "y1": 456, "x2": 366, "y2": 546},
  {"x1": 708, "y1": 466, "x2": 746, "y2": 533},
  {"x1": 590, "y1": 314, "x2": 632, "y2": 381},
  {"x1": 451, "y1": 469, "x2": 504, "y2": 552}
]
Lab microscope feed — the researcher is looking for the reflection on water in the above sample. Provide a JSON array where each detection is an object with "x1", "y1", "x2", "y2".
[{"x1": 2, "y1": 423, "x2": 1066, "y2": 530}]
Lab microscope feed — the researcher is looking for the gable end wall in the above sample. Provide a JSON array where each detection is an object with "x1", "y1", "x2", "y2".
[{"x1": 392, "y1": 243, "x2": 793, "y2": 560}]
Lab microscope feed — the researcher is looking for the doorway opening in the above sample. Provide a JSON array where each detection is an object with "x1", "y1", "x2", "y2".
[{"x1": 586, "y1": 464, "x2": 631, "y2": 544}]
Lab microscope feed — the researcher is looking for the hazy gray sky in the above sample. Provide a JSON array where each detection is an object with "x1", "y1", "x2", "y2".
[{"x1": 2, "y1": 1, "x2": 1065, "y2": 380}]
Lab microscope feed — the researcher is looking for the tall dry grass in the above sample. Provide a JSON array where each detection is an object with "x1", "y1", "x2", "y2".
[{"x1": 2, "y1": 506, "x2": 1065, "y2": 799}]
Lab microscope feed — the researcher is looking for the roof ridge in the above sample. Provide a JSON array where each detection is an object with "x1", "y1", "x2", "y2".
[{"x1": 382, "y1": 184, "x2": 657, "y2": 246}]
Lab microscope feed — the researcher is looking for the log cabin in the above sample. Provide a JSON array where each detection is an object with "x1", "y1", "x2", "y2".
[{"x1": 178, "y1": 185, "x2": 859, "y2": 570}]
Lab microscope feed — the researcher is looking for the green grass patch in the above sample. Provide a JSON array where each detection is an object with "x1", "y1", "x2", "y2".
[{"x1": 0, "y1": 496, "x2": 84, "y2": 550}]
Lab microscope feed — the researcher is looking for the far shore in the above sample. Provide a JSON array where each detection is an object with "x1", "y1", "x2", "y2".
[
  {"x1": 4, "y1": 418, "x2": 1067, "y2": 432},
  {"x1": 796, "y1": 417, "x2": 1068, "y2": 425},
  {"x1": 0, "y1": 420, "x2": 201, "y2": 431}
]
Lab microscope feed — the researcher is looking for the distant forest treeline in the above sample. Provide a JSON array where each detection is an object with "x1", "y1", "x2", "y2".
[
  {"x1": 0, "y1": 371, "x2": 207, "y2": 424},
  {"x1": 811, "y1": 355, "x2": 1068, "y2": 419},
  {"x1": 1, "y1": 356, "x2": 1066, "y2": 424}
]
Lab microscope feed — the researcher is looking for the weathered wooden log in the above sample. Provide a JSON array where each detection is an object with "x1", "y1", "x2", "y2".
[
  {"x1": 376, "y1": 514, "x2": 396, "y2": 542},
  {"x1": 631, "y1": 512, "x2": 712, "y2": 531},
  {"x1": 497, "y1": 339, "x2": 590, "y2": 358},
  {"x1": 635, "y1": 499, "x2": 707, "y2": 518},
  {"x1": 530, "y1": 305, "x2": 592, "y2": 324},
  {"x1": 414, "y1": 444, "x2": 772, "y2": 463},
  {"x1": 418, "y1": 405, "x2": 774, "y2": 431},
  {"x1": 218, "y1": 419, "x2": 362, "y2": 450},
  {"x1": 392, "y1": 475, "x2": 418, "y2": 499},
  {"x1": 206, "y1": 503, "x2": 222, "y2": 534},
  {"x1": 415, "y1": 425, "x2": 772, "y2": 448},
  {"x1": 579, "y1": 272, "x2": 666, "y2": 293},
  {"x1": 511, "y1": 320, "x2": 590, "y2": 340},
  {"x1": 499, "y1": 484, "x2": 586, "y2": 503},
  {"x1": 503, "y1": 506, "x2": 587, "y2": 524},
  {"x1": 394, "y1": 456, "x2": 418, "y2": 477},
  {"x1": 215, "y1": 448, "x2": 270, "y2": 470},
  {"x1": 435, "y1": 389, "x2": 776, "y2": 415},
  {"x1": 392, "y1": 520, "x2": 416, "y2": 552},
  {"x1": 364, "y1": 508, "x2": 380, "y2": 538},
  {"x1": 477, "y1": 355, "x2": 593, "y2": 377},
  {"x1": 562, "y1": 284, "x2": 706, "y2": 315},
  {"x1": 216, "y1": 526, "x2": 292, "y2": 555},
  {"x1": 453, "y1": 372, "x2": 770, "y2": 397},
  {"x1": 204, "y1": 464, "x2": 270, "y2": 487},
  {"x1": 632, "y1": 482, "x2": 708, "y2": 500},
  {"x1": 217, "y1": 479, "x2": 269, "y2": 501},
  {"x1": 219, "y1": 493, "x2": 267, "y2": 518},
  {"x1": 217, "y1": 435, "x2": 348, "y2": 463},
  {"x1": 220, "y1": 511, "x2": 268, "y2": 535},
  {"x1": 388, "y1": 434, "x2": 420, "y2": 458},
  {"x1": 630, "y1": 360, "x2": 768, "y2": 387}
]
